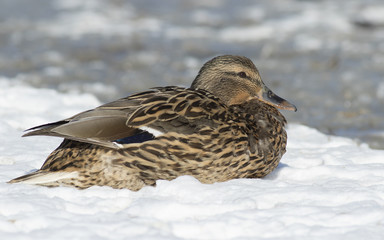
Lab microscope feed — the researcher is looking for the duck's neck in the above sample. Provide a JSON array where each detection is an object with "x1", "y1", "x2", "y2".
[{"x1": 232, "y1": 99, "x2": 287, "y2": 127}]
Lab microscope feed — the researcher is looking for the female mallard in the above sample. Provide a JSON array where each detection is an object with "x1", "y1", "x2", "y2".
[{"x1": 9, "y1": 55, "x2": 296, "y2": 191}]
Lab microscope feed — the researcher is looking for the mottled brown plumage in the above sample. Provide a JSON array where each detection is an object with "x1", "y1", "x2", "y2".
[{"x1": 9, "y1": 55, "x2": 296, "y2": 191}]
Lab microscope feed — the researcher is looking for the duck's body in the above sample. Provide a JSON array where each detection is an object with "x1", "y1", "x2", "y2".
[{"x1": 9, "y1": 55, "x2": 296, "y2": 191}]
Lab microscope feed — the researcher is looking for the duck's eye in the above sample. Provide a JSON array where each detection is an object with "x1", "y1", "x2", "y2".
[{"x1": 238, "y1": 71, "x2": 247, "y2": 78}]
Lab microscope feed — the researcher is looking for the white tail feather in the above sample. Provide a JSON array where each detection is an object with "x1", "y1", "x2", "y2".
[{"x1": 11, "y1": 171, "x2": 79, "y2": 185}]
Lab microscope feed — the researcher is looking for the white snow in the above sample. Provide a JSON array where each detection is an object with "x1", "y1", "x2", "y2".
[
  {"x1": 40, "y1": 0, "x2": 161, "y2": 38},
  {"x1": 357, "y1": 5, "x2": 384, "y2": 26},
  {"x1": 1, "y1": 78, "x2": 384, "y2": 240},
  {"x1": 37, "y1": 0, "x2": 355, "y2": 43}
]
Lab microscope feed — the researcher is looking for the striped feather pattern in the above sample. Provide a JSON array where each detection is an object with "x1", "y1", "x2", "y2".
[{"x1": 9, "y1": 55, "x2": 295, "y2": 190}]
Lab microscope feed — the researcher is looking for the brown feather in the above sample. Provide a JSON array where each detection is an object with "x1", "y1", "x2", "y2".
[{"x1": 9, "y1": 55, "x2": 295, "y2": 190}]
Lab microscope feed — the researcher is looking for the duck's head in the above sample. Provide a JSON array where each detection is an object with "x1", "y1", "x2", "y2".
[{"x1": 191, "y1": 55, "x2": 297, "y2": 112}]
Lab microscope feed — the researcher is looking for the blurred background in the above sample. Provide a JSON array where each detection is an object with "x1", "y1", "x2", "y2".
[{"x1": 1, "y1": 0, "x2": 383, "y2": 148}]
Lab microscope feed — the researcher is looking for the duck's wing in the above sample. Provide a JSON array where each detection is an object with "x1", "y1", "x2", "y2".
[{"x1": 23, "y1": 87, "x2": 228, "y2": 149}]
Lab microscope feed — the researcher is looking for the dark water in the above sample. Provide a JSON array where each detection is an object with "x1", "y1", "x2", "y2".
[{"x1": 1, "y1": 0, "x2": 384, "y2": 148}]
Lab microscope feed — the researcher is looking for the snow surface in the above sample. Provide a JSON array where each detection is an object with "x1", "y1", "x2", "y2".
[{"x1": 1, "y1": 79, "x2": 384, "y2": 240}]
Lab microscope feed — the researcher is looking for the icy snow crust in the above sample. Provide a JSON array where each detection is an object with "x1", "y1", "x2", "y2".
[{"x1": 1, "y1": 80, "x2": 384, "y2": 240}]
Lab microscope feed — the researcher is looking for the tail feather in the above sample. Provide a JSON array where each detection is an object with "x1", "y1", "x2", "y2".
[
  {"x1": 22, "y1": 120, "x2": 69, "y2": 137},
  {"x1": 8, "y1": 171, "x2": 79, "y2": 185}
]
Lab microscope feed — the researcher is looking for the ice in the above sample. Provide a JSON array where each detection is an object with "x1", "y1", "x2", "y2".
[{"x1": 0, "y1": 78, "x2": 383, "y2": 239}]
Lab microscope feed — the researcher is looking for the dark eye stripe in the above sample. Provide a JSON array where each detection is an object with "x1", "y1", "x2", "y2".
[{"x1": 224, "y1": 71, "x2": 252, "y2": 81}]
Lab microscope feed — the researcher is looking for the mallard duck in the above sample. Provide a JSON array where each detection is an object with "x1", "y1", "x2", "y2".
[{"x1": 9, "y1": 55, "x2": 296, "y2": 191}]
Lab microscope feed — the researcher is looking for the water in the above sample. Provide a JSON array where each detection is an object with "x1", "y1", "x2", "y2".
[{"x1": 1, "y1": 0, "x2": 384, "y2": 149}]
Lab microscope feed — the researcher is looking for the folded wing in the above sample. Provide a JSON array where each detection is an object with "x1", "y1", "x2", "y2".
[{"x1": 23, "y1": 87, "x2": 227, "y2": 149}]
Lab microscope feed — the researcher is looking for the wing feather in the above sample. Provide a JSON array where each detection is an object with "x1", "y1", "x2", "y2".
[{"x1": 23, "y1": 87, "x2": 229, "y2": 148}]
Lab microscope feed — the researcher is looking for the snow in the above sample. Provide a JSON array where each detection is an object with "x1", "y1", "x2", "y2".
[
  {"x1": 357, "y1": 5, "x2": 384, "y2": 26},
  {"x1": 1, "y1": 79, "x2": 384, "y2": 240}
]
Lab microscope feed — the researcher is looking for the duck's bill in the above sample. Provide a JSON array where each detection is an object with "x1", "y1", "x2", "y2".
[{"x1": 260, "y1": 87, "x2": 297, "y2": 112}]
